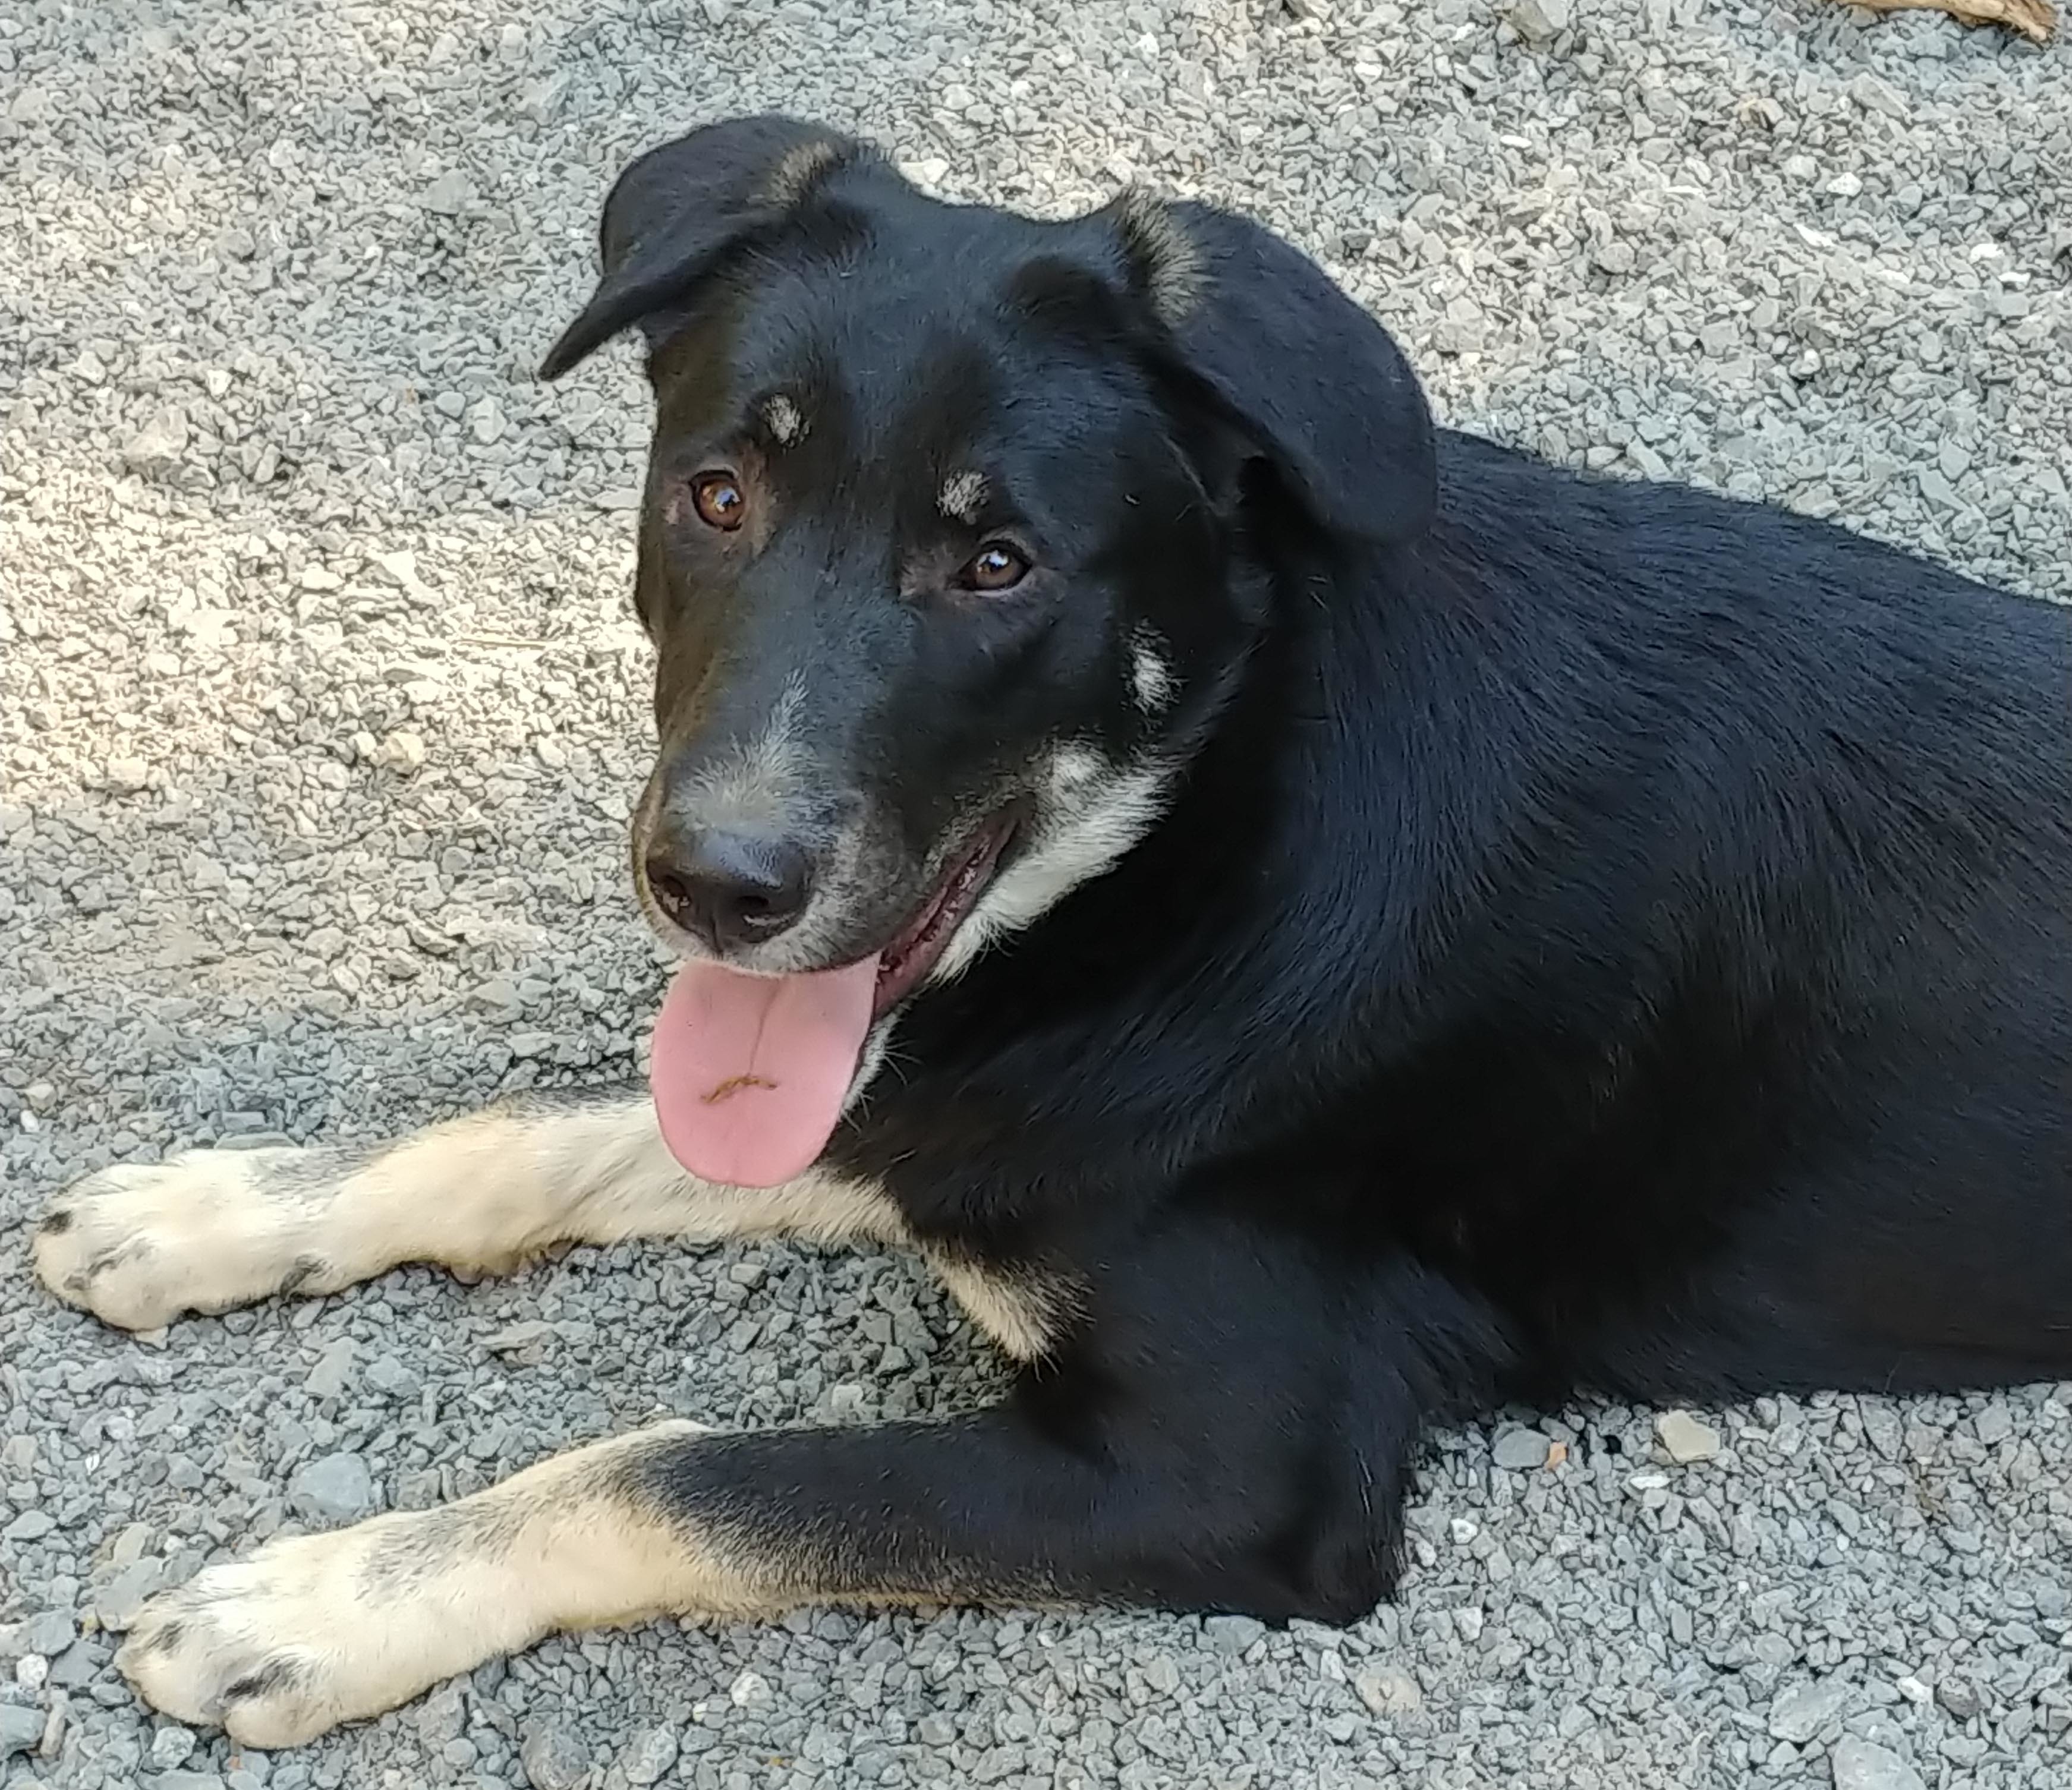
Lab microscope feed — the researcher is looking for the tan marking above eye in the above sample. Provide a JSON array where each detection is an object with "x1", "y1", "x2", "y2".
[
  {"x1": 938, "y1": 471, "x2": 988, "y2": 522},
  {"x1": 761, "y1": 396, "x2": 805, "y2": 445}
]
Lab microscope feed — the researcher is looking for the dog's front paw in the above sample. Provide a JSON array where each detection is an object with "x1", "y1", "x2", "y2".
[
  {"x1": 118, "y1": 1420, "x2": 730, "y2": 1745},
  {"x1": 118, "y1": 1517, "x2": 487, "y2": 1748},
  {"x1": 33, "y1": 1148, "x2": 357, "y2": 1330}
]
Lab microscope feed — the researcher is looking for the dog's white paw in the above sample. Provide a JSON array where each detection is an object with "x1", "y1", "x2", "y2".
[
  {"x1": 118, "y1": 1518, "x2": 489, "y2": 1748},
  {"x1": 33, "y1": 1147, "x2": 355, "y2": 1331},
  {"x1": 117, "y1": 1422, "x2": 725, "y2": 1745}
]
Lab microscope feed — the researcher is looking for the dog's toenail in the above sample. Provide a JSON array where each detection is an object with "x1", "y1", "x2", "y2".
[{"x1": 277, "y1": 1253, "x2": 330, "y2": 1296}]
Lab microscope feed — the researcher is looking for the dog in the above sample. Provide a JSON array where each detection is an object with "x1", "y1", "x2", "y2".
[{"x1": 32, "y1": 114, "x2": 2072, "y2": 1747}]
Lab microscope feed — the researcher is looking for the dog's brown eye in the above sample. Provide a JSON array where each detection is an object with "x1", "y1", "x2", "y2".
[
  {"x1": 961, "y1": 543, "x2": 1030, "y2": 592},
  {"x1": 691, "y1": 472, "x2": 747, "y2": 531}
]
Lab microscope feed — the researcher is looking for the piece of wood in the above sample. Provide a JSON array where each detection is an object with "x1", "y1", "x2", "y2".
[{"x1": 1844, "y1": 0, "x2": 2056, "y2": 45}]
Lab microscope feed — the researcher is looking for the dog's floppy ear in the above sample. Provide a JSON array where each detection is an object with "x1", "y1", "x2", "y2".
[
  {"x1": 539, "y1": 115, "x2": 870, "y2": 381},
  {"x1": 1109, "y1": 193, "x2": 1438, "y2": 546}
]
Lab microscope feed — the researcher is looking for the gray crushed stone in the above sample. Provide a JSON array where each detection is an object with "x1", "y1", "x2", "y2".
[
  {"x1": 286, "y1": 1454, "x2": 376, "y2": 1525},
  {"x1": 2, "y1": 1, "x2": 2069, "y2": 1787}
]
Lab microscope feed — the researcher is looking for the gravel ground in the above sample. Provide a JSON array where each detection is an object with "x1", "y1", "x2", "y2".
[{"x1": 4, "y1": 1, "x2": 2071, "y2": 1786}]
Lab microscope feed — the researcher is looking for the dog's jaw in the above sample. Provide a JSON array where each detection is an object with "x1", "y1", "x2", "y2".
[{"x1": 930, "y1": 746, "x2": 1174, "y2": 988}]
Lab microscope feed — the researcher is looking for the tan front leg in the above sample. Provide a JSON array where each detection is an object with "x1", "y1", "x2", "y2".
[
  {"x1": 32, "y1": 1093, "x2": 902, "y2": 1331},
  {"x1": 119, "y1": 1420, "x2": 773, "y2": 1748},
  {"x1": 33, "y1": 1091, "x2": 1073, "y2": 1359}
]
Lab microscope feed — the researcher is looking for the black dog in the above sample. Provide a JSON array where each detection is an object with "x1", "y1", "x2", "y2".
[{"x1": 35, "y1": 115, "x2": 2072, "y2": 1745}]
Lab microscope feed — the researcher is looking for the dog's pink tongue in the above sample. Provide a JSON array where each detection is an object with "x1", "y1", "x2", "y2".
[{"x1": 649, "y1": 957, "x2": 879, "y2": 1188}]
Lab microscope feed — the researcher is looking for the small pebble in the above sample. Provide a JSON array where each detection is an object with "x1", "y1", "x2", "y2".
[
  {"x1": 621, "y1": 1724, "x2": 679, "y2": 1784},
  {"x1": 1769, "y1": 1676, "x2": 1853, "y2": 1744},
  {"x1": 1203, "y1": 1614, "x2": 1265, "y2": 1656},
  {"x1": 1354, "y1": 1665, "x2": 1424, "y2": 1719},
  {"x1": 1933, "y1": 1678, "x2": 1983, "y2": 1720},
  {"x1": 288, "y1": 1452, "x2": 376, "y2": 1522},
  {"x1": 304, "y1": 1338, "x2": 356, "y2": 1399},
  {"x1": 1656, "y1": 1410, "x2": 1721, "y2": 1465},
  {"x1": 149, "y1": 1722, "x2": 199, "y2": 1767},
  {"x1": 1830, "y1": 1737, "x2": 1927, "y2": 1790},
  {"x1": 518, "y1": 1719, "x2": 589, "y2": 1790},
  {"x1": 0, "y1": 1705, "x2": 44, "y2": 1761},
  {"x1": 1492, "y1": 1428, "x2": 1552, "y2": 1471}
]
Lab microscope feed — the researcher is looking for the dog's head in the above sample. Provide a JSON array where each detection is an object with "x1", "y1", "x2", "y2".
[{"x1": 541, "y1": 116, "x2": 1437, "y2": 1185}]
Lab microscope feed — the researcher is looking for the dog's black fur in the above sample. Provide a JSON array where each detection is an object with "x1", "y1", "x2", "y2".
[{"x1": 543, "y1": 118, "x2": 2072, "y2": 1625}]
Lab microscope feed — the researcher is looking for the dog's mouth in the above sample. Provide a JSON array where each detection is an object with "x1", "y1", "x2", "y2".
[
  {"x1": 868, "y1": 809, "x2": 1019, "y2": 1018},
  {"x1": 647, "y1": 810, "x2": 1020, "y2": 1190}
]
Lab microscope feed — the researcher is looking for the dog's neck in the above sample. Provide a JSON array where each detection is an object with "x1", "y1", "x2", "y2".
[{"x1": 826, "y1": 536, "x2": 1453, "y2": 1207}]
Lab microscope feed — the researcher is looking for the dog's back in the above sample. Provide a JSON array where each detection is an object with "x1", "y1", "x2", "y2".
[{"x1": 1314, "y1": 430, "x2": 2072, "y2": 1397}]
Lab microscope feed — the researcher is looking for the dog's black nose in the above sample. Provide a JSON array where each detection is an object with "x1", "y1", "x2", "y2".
[{"x1": 644, "y1": 828, "x2": 814, "y2": 956}]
